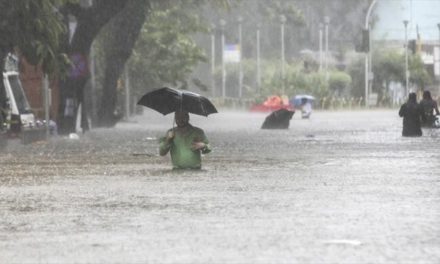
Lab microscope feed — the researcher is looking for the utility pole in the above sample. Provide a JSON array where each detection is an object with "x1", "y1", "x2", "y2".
[
  {"x1": 43, "y1": 75, "x2": 50, "y2": 139},
  {"x1": 438, "y1": 23, "x2": 440, "y2": 48},
  {"x1": 124, "y1": 66, "x2": 130, "y2": 121},
  {"x1": 256, "y1": 23, "x2": 261, "y2": 94},
  {"x1": 364, "y1": 0, "x2": 377, "y2": 107},
  {"x1": 319, "y1": 23, "x2": 323, "y2": 72},
  {"x1": 238, "y1": 16, "x2": 243, "y2": 98},
  {"x1": 324, "y1": 16, "x2": 329, "y2": 80},
  {"x1": 438, "y1": 23, "x2": 440, "y2": 94},
  {"x1": 211, "y1": 24, "x2": 216, "y2": 97},
  {"x1": 280, "y1": 15, "x2": 286, "y2": 95},
  {"x1": 220, "y1": 19, "x2": 226, "y2": 98},
  {"x1": 404, "y1": 20, "x2": 409, "y2": 96}
]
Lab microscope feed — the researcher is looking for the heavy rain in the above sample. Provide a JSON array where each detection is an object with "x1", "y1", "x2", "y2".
[{"x1": 1, "y1": 0, "x2": 440, "y2": 263}]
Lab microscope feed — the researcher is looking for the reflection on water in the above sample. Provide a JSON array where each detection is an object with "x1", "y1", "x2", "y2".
[{"x1": 0, "y1": 110, "x2": 439, "y2": 263}]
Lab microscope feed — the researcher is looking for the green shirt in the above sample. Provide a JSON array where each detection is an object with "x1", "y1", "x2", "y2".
[{"x1": 159, "y1": 124, "x2": 211, "y2": 169}]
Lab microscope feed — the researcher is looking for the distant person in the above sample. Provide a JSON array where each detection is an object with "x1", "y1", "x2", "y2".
[
  {"x1": 261, "y1": 108, "x2": 295, "y2": 129},
  {"x1": 398, "y1": 93, "x2": 424, "y2": 137},
  {"x1": 49, "y1": 119, "x2": 58, "y2": 136},
  {"x1": 419, "y1": 90, "x2": 439, "y2": 127},
  {"x1": 159, "y1": 111, "x2": 211, "y2": 169},
  {"x1": 47, "y1": 114, "x2": 58, "y2": 136},
  {"x1": 300, "y1": 98, "x2": 312, "y2": 119}
]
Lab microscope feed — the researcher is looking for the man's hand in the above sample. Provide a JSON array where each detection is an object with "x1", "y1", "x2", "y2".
[
  {"x1": 166, "y1": 131, "x2": 174, "y2": 143},
  {"x1": 191, "y1": 141, "x2": 205, "y2": 151}
]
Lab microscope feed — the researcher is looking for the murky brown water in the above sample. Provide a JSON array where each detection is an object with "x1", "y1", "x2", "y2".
[{"x1": 1, "y1": 109, "x2": 439, "y2": 263}]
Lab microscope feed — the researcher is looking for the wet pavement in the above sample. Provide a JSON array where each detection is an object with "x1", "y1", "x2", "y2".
[{"x1": 1, "y1": 109, "x2": 439, "y2": 263}]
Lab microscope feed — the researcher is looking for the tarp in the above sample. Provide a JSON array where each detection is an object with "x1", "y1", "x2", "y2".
[{"x1": 250, "y1": 95, "x2": 293, "y2": 112}]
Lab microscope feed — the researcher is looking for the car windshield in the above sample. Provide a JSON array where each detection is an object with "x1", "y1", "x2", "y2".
[{"x1": 8, "y1": 75, "x2": 32, "y2": 114}]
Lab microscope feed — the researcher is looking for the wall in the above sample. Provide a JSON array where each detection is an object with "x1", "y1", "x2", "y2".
[{"x1": 18, "y1": 57, "x2": 59, "y2": 121}]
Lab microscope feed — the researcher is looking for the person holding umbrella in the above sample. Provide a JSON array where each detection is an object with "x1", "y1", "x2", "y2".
[
  {"x1": 300, "y1": 97, "x2": 312, "y2": 119},
  {"x1": 159, "y1": 111, "x2": 211, "y2": 170},
  {"x1": 137, "y1": 87, "x2": 217, "y2": 170}
]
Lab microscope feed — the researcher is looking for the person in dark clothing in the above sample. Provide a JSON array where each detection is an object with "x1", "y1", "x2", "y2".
[
  {"x1": 398, "y1": 93, "x2": 424, "y2": 137},
  {"x1": 261, "y1": 108, "x2": 295, "y2": 129},
  {"x1": 419, "y1": 90, "x2": 439, "y2": 127}
]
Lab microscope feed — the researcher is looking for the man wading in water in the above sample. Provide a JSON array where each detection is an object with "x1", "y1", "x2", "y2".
[
  {"x1": 399, "y1": 92, "x2": 424, "y2": 137},
  {"x1": 159, "y1": 111, "x2": 211, "y2": 169}
]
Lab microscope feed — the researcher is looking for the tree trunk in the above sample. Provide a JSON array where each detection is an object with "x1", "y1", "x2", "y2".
[
  {"x1": 97, "y1": 0, "x2": 149, "y2": 127},
  {"x1": 57, "y1": 0, "x2": 127, "y2": 134}
]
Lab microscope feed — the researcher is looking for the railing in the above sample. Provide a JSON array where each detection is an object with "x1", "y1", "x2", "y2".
[{"x1": 209, "y1": 96, "x2": 403, "y2": 111}]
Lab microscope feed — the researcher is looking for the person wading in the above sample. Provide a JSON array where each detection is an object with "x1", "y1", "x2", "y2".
[
  {"x1": 398, "y1": 92, "x2": 424, "y2": 137},
  {"x1": 159, "y1": 111, "x2": 211, "y2": 169},
  {"x1": 419, "y1": 90, "x2": 439, "y2": 127}
]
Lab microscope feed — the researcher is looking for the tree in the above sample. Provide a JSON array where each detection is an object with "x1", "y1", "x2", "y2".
[
  {"x1": 0, "y1": 0, "x2": 68, "y2": 116},
  {"x1": 348, "y1": 48, "x2": 431, "y2": 105},
  {"x1": 328, "y1": 71, "x2": 352, "y2": 96},
  {"x1": 191, "y1": 0, "x2": 371, "y2": 99},
  {"x1": 347, "y1": 57, "x2": 365, "y2": 98},
  {"x1": 372, "y1": 49, "x2": 405, "y2": 105},
  {"x1": 409, "y1": 54, "x2": 431, "y2": 91},
  {"x1": 94, "y1": 0, "x2": 150, "y2": 127},
  {"x1": 127, "y1": 2, "x2": 208, "y2": 91},
  {"x1": 0, "y1": 0, "x2": 67, "y2": 74},
  {"x1": 372, "y1": 48, "x2": 431, "y2": 101},
  {"x1": 57, "y1": 0, "x2": 128, "y2": 134},
  {"x1": 92, "y1": 0, "x2": 228, "y2": 127}
]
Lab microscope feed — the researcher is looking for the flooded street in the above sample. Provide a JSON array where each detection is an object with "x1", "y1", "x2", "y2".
[{"x1": 1, "y1": 109, "x2": 439, "y2": 263}]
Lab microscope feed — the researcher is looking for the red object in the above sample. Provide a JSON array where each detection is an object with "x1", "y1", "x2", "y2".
[{"x1": 250, "y1": 95, "x2": 295, "y2": 112}]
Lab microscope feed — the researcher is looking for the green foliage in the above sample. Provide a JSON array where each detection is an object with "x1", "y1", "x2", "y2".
[
  {"x1": 127, "y1": 3, "x2": 209, "y2": 97},
  {"x1": 346, "y1": 57, "x2": 365, "y2": 98},
  {"x1": 328, "y1": 71, "x2": 351, "y2": 95},
  {"x1": 347, "y1": 48, "x2": 431, "y2": 104},
  {"x1": 373, "y1": 48, "x2": 405, "y2": 84},
  {"x1": 214, "y1": 59, "x2": 332, "y2": 101},
  {"x1": 409, "y1": 54, "x2": 431, "y2": 90},
  {"x1": 0, "y1": 0, "x2": 70, "y2": 76},
  {"x1": 259, "y1": 1, "x2": 304, "y2": 26},
  {"x1": 372, "y1": 48, "x2": 430, "y2": 91}
]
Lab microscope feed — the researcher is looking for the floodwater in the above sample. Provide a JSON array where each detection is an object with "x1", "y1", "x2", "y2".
[{"x1": 1, "y1": 109, "x2": 439, "y2": 263}]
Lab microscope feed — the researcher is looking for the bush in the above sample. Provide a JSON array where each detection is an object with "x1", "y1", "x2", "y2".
[
  {"x1": 213, "y1": 59, "x2": 356, "y2": 106},
  {"x1": 328, "y1": 71, "x2": 352, "y2": 96}
]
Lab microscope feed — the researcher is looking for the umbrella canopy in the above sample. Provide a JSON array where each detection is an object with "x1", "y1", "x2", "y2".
[
  {"x1": 137, "y1": 87, "x2": 218, "y2": 116},
  {"x1": 290, "y1": 94, "x2": 315, "y2": 107}
]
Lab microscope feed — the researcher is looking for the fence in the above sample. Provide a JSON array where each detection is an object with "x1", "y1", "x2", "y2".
[
  {"x1": 209, "y1": 96, "x2": 408, "y2": 110},
  {"x1": 210, "y1": 96, "x2": 367, "y2": 110}
]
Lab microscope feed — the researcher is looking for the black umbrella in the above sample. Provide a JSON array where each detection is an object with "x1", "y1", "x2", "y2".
[{"x1": 137, "y1": 87, "x2": 218, "y2": 116}]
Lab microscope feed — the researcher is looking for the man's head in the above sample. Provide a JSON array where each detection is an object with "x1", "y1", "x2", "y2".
[
  {"x1": 301, "y1": 98, "x2": 308, "y2": 105},
  {"x1": 423, "y1": 90, "x2": 432, "y2": 100},
  {"x1": 175, "y1": 111, "x2": 189, "y2": 127}
]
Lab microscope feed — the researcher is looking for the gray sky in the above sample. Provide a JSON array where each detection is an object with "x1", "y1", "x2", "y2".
[{"x1": 373, "y1": 0, "x2": 440, "y2": 41}]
